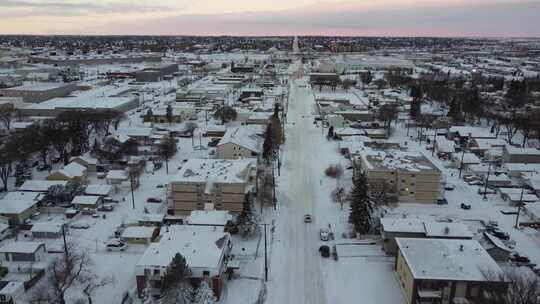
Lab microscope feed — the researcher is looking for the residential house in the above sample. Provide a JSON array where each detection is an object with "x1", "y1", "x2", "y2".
[
  {"x1": 47, "y1": 162, "x2": 87, "y2": 183},
  {"x1": 0, "y1": 192, "x2": 41, "y2": 225},
  {"x1": 70, "y1": 154, "x2": 98, "y2": 172},
  {"x1": 216, "y1": 127, "x2": 261, "y2": 159},
  {"x1": 0, "y1": 242, "x2": 46, "y2": 262},
  {"x1": 71, "y1": 195, "x2": 101, "y2": 210},
  {"x1": 502, "y1": 146, "x2": 540, "y2": 164}
]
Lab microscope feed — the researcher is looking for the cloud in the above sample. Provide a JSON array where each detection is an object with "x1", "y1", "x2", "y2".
[
  {"x1": 84, "y1": 0, "x2": 540, "y2": 37},
  {"x1": 0, "y1": 0, "x2": 174, "y2": 16}
]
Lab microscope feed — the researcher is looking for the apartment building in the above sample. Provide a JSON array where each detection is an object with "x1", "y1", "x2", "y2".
[
  {"x1": 354, "y1": 151, "x2": 441, "y2": 204},
  {"x1": 0, "y1": 82, "x2": 77, "y2": 103},
  {"x1": 168, "y1": 158, "x2": 256, "y2": 215}
]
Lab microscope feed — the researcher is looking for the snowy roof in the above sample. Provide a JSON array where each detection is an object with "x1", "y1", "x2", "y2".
[
  {"x1": 504, "y1": 146, "x2": 540, "y2": 156},
  {"x1": 188, "y1": 210, "x2": 233, "y2": 226},
  {"x1": 1, "y1": 82, "x2": 70, "y2": 92},
  {"x1": 106, "y1": 170, "x2": 128, "y2": 180},
  {"x1": 119, "y1": 127, "x2": 153, "y2": 138},
  {"x1": 70, "y1": 154, "x2": 98, "y2": 166},
  {"x1": 0, "y1": 191, "x2": 41, "y2": 214},
  {"x1": 453, "y1": 152, "x2": 481, "y2": 164},
  {"x1": 504, "y1": 163, "x2": 540, "y2": 173},
  {"x1": 449, "y1": 126, "x2": 496, "y2": 139},
  {"x1": 217, "y1": 126, "x2": 261, "y2": 152},
  {"x1": 71, "y1": 195, "x2": 100, "y2": 206},
  {"x1": 381, "y1": 218, "x2": 473, "y2": 238},
  {"x1": 361, "y1": 150, "x2": 439, "y2": 173},
  {"x1": 57, "y1": 162, "x2": 86, "y2": 179},
  {"x1": 173, "y1": 158, "x2": 255, "y2": 187},
  {"x1": 18, "y1": 180, "x2": 68, "y2": 192},
  {"x1": 84, "y1": 184, "x2": 113, "y2": 196},
  {"x1": 30, "y1": 222, "x2": 64, "y2": 233},
  {"x1": 0, "y1": 241, "x2": 44, "y2": 254},
  {"x1": 121, "y1": 226, "x2": 156, "y2": 239},
  {"x1": 396, "y1": 238, "x2": 503, "y2": 281},
  {"x1": 525, "y1": 203, "x2": 540, "y2": 219},
  {"x1": 423, "y1": 222, "x2": 474, "y2": 238},
  {"x1": 137, "y1": 226, "x2": 230, "y2": 270},
  {"x1": 380, "y1": 218, "x2": 425, "y2": 233},
  {"x1": 435, "y1": 136, "x2": 455, "y2": 153}
]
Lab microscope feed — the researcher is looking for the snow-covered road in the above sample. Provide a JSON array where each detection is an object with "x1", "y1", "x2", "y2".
[{"x1": 266, "y1": 68, "x2": 328, "y2": 304}]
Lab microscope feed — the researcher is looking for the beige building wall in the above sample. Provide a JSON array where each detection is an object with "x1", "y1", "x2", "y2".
[
  {"x1": 396, "y1": 250, "x2": 415, "y2": 304},
  {"x1": 216, "y1": 143, "x2": 256, "y2": 159},
  {"x1": 170, "y1": 181, "x2": 248, "y2": 215}
]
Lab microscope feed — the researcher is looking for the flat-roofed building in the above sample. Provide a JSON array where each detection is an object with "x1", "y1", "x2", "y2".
[
  {"x1": 354, "y1": 150, "x2": 441, "y2": 203},
  {"x1": 395, "y1": 238, "x2": 508, "y2": 304},
  {"x1": 169, "y1": 158, "x2": 256, "y2": 215},
  {"x1": 0, "y1": 82, "x2": 77, "y2": 103}
]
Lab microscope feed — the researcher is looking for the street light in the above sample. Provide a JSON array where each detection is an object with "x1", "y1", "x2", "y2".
[{"x1": 514, "y1": 185, "x2": 526, "y2": 229}]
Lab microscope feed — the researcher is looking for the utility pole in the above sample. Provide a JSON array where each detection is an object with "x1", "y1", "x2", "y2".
[
  {"x1": 459, "y1": 133, "x2": 471, "y2": 179},
  {"x1": 62, "y1": 224, "x2": 68, "y2": 257},
  {"x1": 272, "y1": 161, "x2": 277, "y2": 210},
  {"x1": 432, "y1": 128, "x2": 437, "y2": 156},
  {"x1": 130, "y1": 172, "x2": 136, "y2": 209},
  {"x1": 515, "y1": 185, "x2": 525, "y2": 228},
  {"x1": 262, "y1": 223, "x2": 268, "y2": 282},
  {"x1": 482, "y1": 161, "x2": 492, "y2": 200}
]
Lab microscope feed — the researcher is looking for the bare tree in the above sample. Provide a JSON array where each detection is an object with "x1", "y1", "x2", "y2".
[
  {"x1": 481, "y1": 268, "x2": 540, "y2": 304},
  {"x1": 0, "y1": 107, "x2": 14, "y2": 130},
  {"x1": 31, "y1": 243, "x2": 111, "y2": 304}
]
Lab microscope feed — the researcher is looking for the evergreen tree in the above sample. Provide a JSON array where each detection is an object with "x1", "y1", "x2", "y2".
[
  {"x1": 262, "y1": 123, "x2": 274, "y2": 162},
  {"x1": 160, "y1": 253, "x2": 192, "y2": 304},
  {"x1": 349, "y1": 171, "x2": 373, "y2": 235},
  {"x1": 166, "y1": 104, "x2": 173, "y2": 124},
  {"x1": 193, "y1": 280, "x2": 215, "y2": 304},
  {"x1": 236, "y1": 193, "x2": 259, "y2": 238},
  {"x1": 327, "y1": 126, "x2": 335, "y2": 139},
  {"x1": 145, "y1": 108, "x2": 154, "y2": 122}
]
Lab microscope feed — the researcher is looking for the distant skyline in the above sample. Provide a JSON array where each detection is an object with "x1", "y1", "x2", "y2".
[{"x1": 0, "y1": 0, "x2": 539, "y2": 37}]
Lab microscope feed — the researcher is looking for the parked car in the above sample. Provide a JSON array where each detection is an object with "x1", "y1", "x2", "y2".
[
  {"x1": 154, "y1": 162, "x2": 163, "y2": 170},
  {"x1": 103, "y1": 197, "x2": 119, "y2": 204},
  {"x1": 70, "y1": 222, "x2": 90, "y2": 229},
  {"x1": 460, "y1": 203, "x2": 471, "y2": 210},
  {"x1": 37, "y1": 164, "x2": 51, "y2": 172},
  {"x1": 106, "y1": 239, "x2": 127, "y2": 252},
  {"x1": 208, "y1": 138, "x2": 220, "y2": 147},
  {"x1": 98, "y1": 204, "x2": 114, "y2": 212},
  {"x1": 444, "y1": 184, "x2": 456, "y2": 191},
  {"x1": 319, "y1": 228, "x2": 330, "y2": 241},
  {"x1": 304, "y1": 214, "x2": 312, "y2": 223},
  {"x1": 437, "y1": 198, "x2": 448, "y2": 205},
  {"x1": 147, "y1": 197, "x2": 163, "y2": 203},
  {"x1": 319, "y1": 245, "x2": 330, "y2": 258},
  {"x1": 492, "y1": 231, "x2": 510, "y2": 240}
]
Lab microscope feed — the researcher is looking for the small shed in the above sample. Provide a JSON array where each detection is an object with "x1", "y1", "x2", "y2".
[
  {"x1": 121, "y1": 226, "x2": 158, "y2": 244},
  {"x1": 84, "y1": 184, "x2": 113, "y2": 197},
  {"x1": 30, "y1": 222, "x2": 65, "y2": 239},
  {"x1": 71, "y1": 195, "x2": 101, "y2": 210},
  {"x1": 106, "y1": 170, "x2": 128, "y2": 185}
]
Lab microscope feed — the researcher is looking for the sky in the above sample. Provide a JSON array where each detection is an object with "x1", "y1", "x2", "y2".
[{"x1": 0, "y1": 0, "x2": 539, "y2": 37}]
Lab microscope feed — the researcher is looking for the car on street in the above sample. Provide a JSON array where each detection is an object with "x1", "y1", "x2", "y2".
[
  {"x1": 70, "y1": 222, "x2": 90, "y2": 229},
  {"x1": 319, "y1": 228, "x2": 330, "y2": 241},
  {"x1": 460, "y1": 203, "x2": 471, "y2": 210},
  {"x1": 106, "y1": 239, "x2": 127, "y2": 252},
  {"x1": 437, "y1": 198, "x2": 448, "y2": 205},
  {"x1": 444, "y1": 184, "x2": 456, "y2": 191},
  {"x1": 98, "y1": 204, "x2": 114, "y2": 212},
  {"x1": 319, "y1": 245, "x2": 330, "y2": 258},
  {"x1": 147, "y1": 197, "x2": 163, "y2": 203},
  {"x1": 304, "y1": 214, "x2": 312, "y2": 223}
]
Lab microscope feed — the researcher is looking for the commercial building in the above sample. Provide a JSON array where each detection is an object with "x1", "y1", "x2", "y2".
[
  {"x1": 29, "y1": 53, "x2": 161, "y2": 66},
  {"x1": 0, "y1": 82, "x2": 77, "y2": 103},
  {"x1": 395, "y1": 238, "x2": 507, "y2": 304},
  {"x1": 135, "y1": 64, "x2": 179, "y2": 82},
  {"x1": 169, "y1": 158, "x2": 256, "y2": 215},
  {"x1": 354, "y1": 151, "x2": 441, "y2": 204}
]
